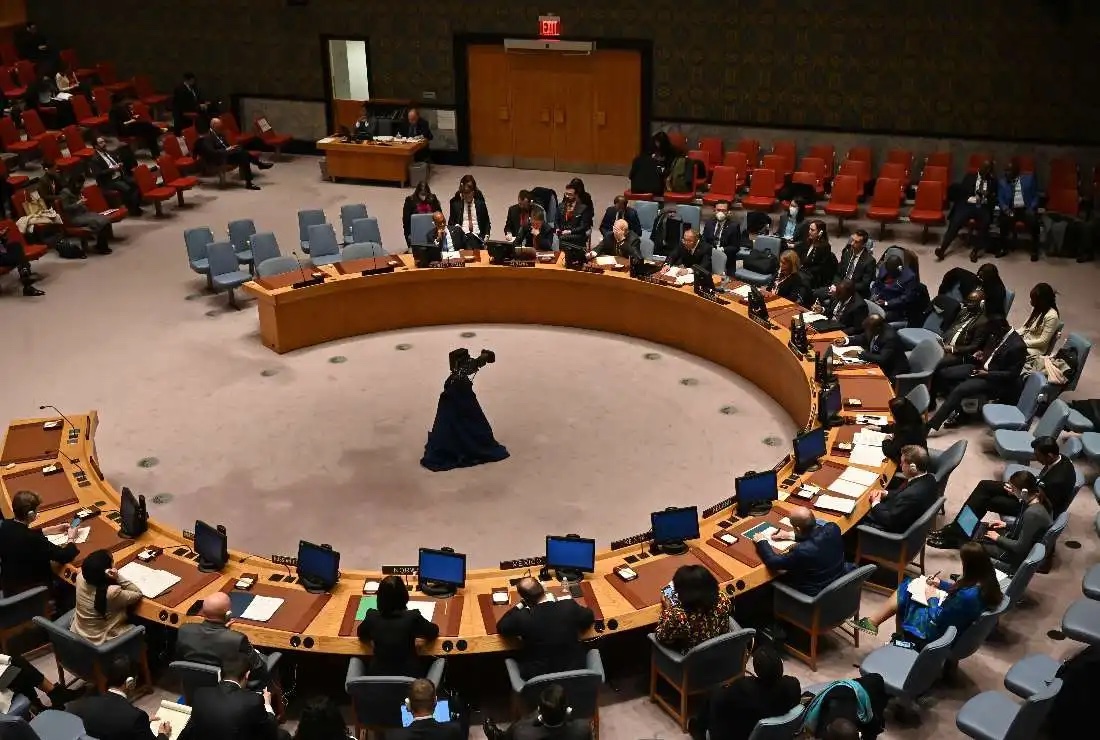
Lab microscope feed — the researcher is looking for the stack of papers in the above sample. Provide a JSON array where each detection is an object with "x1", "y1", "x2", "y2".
[
  {"x1": 731, "y1": 284, "x2": 753, "y2": 298},
  {"x1": 839, "y1": 467, "x2": 880, "y2": 487},
  {"x1": 595, "y1": 255, "x2": 618, "y2": 266},
  {"x1": 794, "y1": 483, "x2": 820, "y2": 499},
  {"x1": 743, "y1": 524, "x2": 796, "y2": 552},
  {"x1": 814, "y1": 495, "x2": 857, "y2": 515},
  {"x1": 849, "y1": 445, "x2": 886, "y2": 467},
  {"x1": 150, "y1": 700, "x2": 192, "y2": 740},
  {"x1": 853, "y1": 429, "x2": 888, "y2": 446},
  {"x1": 906, "y1": 579, "x2": 947, "y2": 606},
  {"x1": 827, "y1": 478, "x2": 869, "y2": 498},
  {"x1": 441, "y1": 250, "x2": 461, "y2": 260},
  {"x1": 802, "y1": 312, "x2": 827, "y2": 322},
  {"x1": 407, "y1": 600, "x2": 437, "y2": 622},
  {"x1": 118, "y1": 562, "x2": 182, "y2": 598},
  {"x1": 833, "y1": 346, "x2": 865, "y2": 364},
  {"x1": 47, "y1": 526, "x2": 90, "y2": 546},
  {"x1": 239, "y1": 595, "x2": 284, "y2": 623}
]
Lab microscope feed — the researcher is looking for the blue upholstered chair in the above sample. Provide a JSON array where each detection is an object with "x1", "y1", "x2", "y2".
[
  {"x1": 255, "y1": 255, "x2": 300, "y2": 278},
  {"x1": 297, "y1": 208, "x2": 327, "y2": 253},
  {"x1": 339, "y1": 203, "x2": 369, "y2": 243},
  {"x1": 351, "y1": 217, "x2": 383, "y2": 248},
  {"x1": 345, "y1": 657, "x2": 445, "y2": 738},
  {"x1": 248, "y1": 232, "x2": 280, "y2": 269},
  {"x1": 307, "y1": 223, "x2": 342, "y2": 267},
  {"x1": 772, "y1": 564, "x2": 876, "y2": 670},
  {"x1": 982, "y1": 371, "x2": 1046, "y2": 431},
  {"x1": 205, "y1": 241, "x2": 252, "y2": 309},
  {"x1": 955, "y1": 678, "x2": 1060, "y2": 740},
  {"x1": 342, "y1": 242, "x2": 386, "y2": 260},
  {"x1": 408, "y1": 213, "x2": 434, "y2": 248},
  {"x1": 992, "y1": 400, "x2": 1069, "y2": 462},
  {"x1": 184, "y1": 226, "x2": 215, "y2": 290},
  {"x1": 858, "y1": 626, "x2": 957, "y2": 717},
  {"x1": 227, "y1": 218, "x2": 257, "y2": 271}
]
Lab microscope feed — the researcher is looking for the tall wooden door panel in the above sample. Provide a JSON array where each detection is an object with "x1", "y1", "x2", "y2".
[
  {"x1": 553, "y1": 69, "x2": 596, "y2": 173},
  {"x1": 467, "y1": 45, "x2": 513, "y2": 167},
  {"x1": 593, "y1": 50, "x2": 642, "y2": 174},
  {"x1": 508, "y1": 54, "x2": 557, "y2": 171}
]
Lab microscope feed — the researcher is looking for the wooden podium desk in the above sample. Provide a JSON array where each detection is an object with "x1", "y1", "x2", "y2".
[{"x1": 316, "y1": 137, "x2": 427, "y2": 186}]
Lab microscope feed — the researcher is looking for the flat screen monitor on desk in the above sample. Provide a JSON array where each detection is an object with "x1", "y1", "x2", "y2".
[
  {"x1": 412, "y1": 244, "x2": 443, "y2": 268},
  {"x1": 735, "y1": 470, "x2": 779, "y2": 517},
  {"x1": 297, "y1": 540, "x2": 340, "y2": 593},
  {"x1": 650, "y1": 506, "x2": 699, "y2": 555},
  {"x1": 418, "y1": 547, "x2": 466, "y2": 598},
  {"x1": 194, "y1": 520, "x2": 228, "y2": 573},
  {"x1": 819, "y1": 382, "x2": 842, "y2": 427},
  {"x1": 118, "y1": 486, "x2": 147, "y2": 540},
  {"x1": 794, "y1": 426, "x2": 828, "y2": 474},
  {"x1": 486, "y1": 239, "x2": 515, "y2": 264},
  {"x1": 545, "y1": 535, "x2": 596, "y2": 582}
]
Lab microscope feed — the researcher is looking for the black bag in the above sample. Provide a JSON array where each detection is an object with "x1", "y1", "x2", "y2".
[
  {"x1": 55, "y1": 237, "x2": 87, "y2": 260},
  {"x1": 651, "y1": 212, "x2": 684, "y2": 257},
  {"x1": 1069, "y1": 399, "x2": 1100, "y2": 428},
  {"x1": 742, "y1": 249, "x2": 778, "y2": 275}
]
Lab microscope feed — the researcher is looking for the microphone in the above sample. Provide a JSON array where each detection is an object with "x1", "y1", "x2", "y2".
[
  {"x1": 39, "y1": 405, "x2": 79, "y2": 436},
  {"x1": 290, "y1": 250, "x2": 310, "y2": 285}
]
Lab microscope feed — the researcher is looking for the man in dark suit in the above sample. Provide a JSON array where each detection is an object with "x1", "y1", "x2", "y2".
[
  {"x1": 175, "y1": 592, "x2": 273, "y2": 689},
  {"x1": 504, "y1": 190, "x2": 534, "y2": 239},
  {"x1": 936, "y1": 160, "x2": 996, "y2": 262},
  {"x1": 813, "y1": 280, "x2": 868, "y2": 335},
  {"x1": 203, "y1": 118, "x2": 271, "y2": 191},
  {"x1": 822, "y1": 229, "x2": 876, "y2": 299},
  {"x1": 449, "y1": 182, "x2": 491, "y2": 248},
  {"x1": 89, "y1": 136, "x2": 143, "y2": 216},
  {"x1": 178, "y1": 658, "x2": 286, "y2": 740},
  {"x1": 429, "y1": 211, "x2": 467, "y2": 253},
  {"x1": 497, "y1": 577, "x2": 594, "y2": 680},
  {"x1": 663, "y1": 228, "x2": 713, "y2": 275},
  {"x1": 700, "y1": 201, "x2": 741, "y2": 277},
  {"x1": 0, "y1": 491, "x2": 78, "y2": 596},
  {"x1": 591, "y1": 218, "x2": 642, "y2": 261},
  {"x1": 864, "y1": 446, "x2": 938, "y2": 533},
  {"x1": 505, "y1": 684, "x2": 592, "y2": 740},
  {"x1": 996, "y1": 161, "x2": 1041, "y2": 260},
  {"x1": 391, "y1": 679, "x2": 464, "y2": 740},
  {"x1": 752, "y1": 507, "x2": 849, "y2": 596},
  {"x1": 926, "y1": 318, "x2": 1026, "y2": 431},
  {"x1": 171, "y1": 73, "x2": 218, "y2": 135},
  {"x1": 936, "y1": 290, "x2": 992, "y2": 373},
  {"x1": 598, "y1": 195, "x2": 642, "y2": 240},
  {"x1": 870, "y1": 255, "x2": 920, "y2": 324},
  {"x1": 796, "y1": 219, "x2": 837, "y2": 290},
  {"x1": 556, "y1": 184, "x2": 593, "y2": 250},
  {"x1": 511, "y1": 210, "x2": 553, "y2": 252},
  {"x1": 836, "y1": 315, "x2": 909, "y2": 381},
  {"x1": 399, "y1": 108, "x2": 433, "y2": 140},
  {"x1": 67, "y1": 656, "x2": 170, "y2": 740}
]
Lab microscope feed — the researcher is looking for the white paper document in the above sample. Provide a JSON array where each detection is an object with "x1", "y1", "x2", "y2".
[
  {"x1": 408, "y1": 600, "x2": 437, "y2": 622},
  {"x1": 595, "y1": 255, "x2": 618, "y2": 266},
  {"x1": 853, "y1": 429, "x2": 888, "y2": 446},
  {"x1": 732, "y1": 284, "x2": 752, "y2": 298},
  {"x1": 827, "y1": 478, "x2": 869, "y2": 498},
  {"x1": 802, "y1": 312, "x2": 827, "y2": 322},
  {"x1": 118, "y1": 562, "x2": 182, "y2": 598},
  {"x1": 150, "y1": 700, "x2": 192, "y2": 740},
  {"x1": 47, "y1": 526, "x2": 90, "y2": 546},
  {"x1": 835, "y1": 345, "x2": 863, "y2": 358},
  {"x1": 769, "y1": 538, "x2": 797, "y2": 552},
  {"x1": 906, "y1": 579, "x2": 947, "y2": 607},
  {"x1": 856, "y1": 414, "x2": 890, "y2": 426},
  {"x1": 239, "y1": 595, "x2": 284, "y2": 623},
  {"x1": 441, "y1": 250, "x2": 461, "y2": 260},
  {"x1": 839, "y1": 467, "x2": 881, "y2": 487},
  {"x1": 814, "y1": 495, "x2": 857, "y2": 515},
  {"x1": 849, "y1": 445, "x2": 886, "y2": 467}
]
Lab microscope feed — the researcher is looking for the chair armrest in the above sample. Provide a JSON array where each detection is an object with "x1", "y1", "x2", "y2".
[
  {"x1": 646, "y1": 632, "x2": 687, "y2": 665},
  {"x1": 346, "y1": 657, "x2": 367, "y2": 685},
  {"x1": 771, "y1": 582, "x2": 817, "y2": 606},
  {"x1": 94, "y1": 623, "x2": 146, "y2": 654},
  {"x1": 51, "y1": 609, "x2": 77, "y2": 629},
  {"x1": 504, "y1": 658, "x2": 526, "y2": 694},
  {"x1": 0, "y1": 585, "x2": 48, "y2": 608},
  {"x1": 585, "y1": 649, "x2": 605, "y2": 682},
  {"x1": 856, "y1": 523, "x2": 905, "y2": 543}
]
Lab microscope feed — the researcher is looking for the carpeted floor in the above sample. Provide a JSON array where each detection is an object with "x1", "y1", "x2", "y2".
[{"x1": 5, "y1": 153, "x2": 1098, "y2": 739}]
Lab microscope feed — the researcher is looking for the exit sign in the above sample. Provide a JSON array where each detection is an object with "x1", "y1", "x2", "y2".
[{"x1": 539, "y1": 14, "x2": 561, "y2": 37}]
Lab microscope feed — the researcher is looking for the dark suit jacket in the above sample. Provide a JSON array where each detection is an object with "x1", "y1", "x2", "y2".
[
  {"x1": 754, "y1": 522, "x2": 849, "y2": 596},
  {"x1": 172, "y1": 83, "x2": 203, "y2": 117},
  {"x1": 505, "y1": 204, "x2": 534, "y2": 237},
  {"x1": 448, "y1": 196, "x2": 491, "y2": 239},
  {"x1": 390, "y1": 718, "x2": 465, "y2": 740},
  {"x1": 178, "y1": 682, "x2": 279, "y2": 740},
  {"x1": 667, "y1": 241, "x2": 713, "y2": 273},
  {"x1": 353, "y1": 118, "x2": 373, "y2": 139},
  {"x1": 67, "y1": 692, "x2": 166, "y2": 740},
  {"x1": 796, "y1": 240, "x2": 838, "y2": 289},
  {"x1": 835, "y1": 246, "x2": 877, "y2": 297},
  {"x1": 1039, "y1": 456, "x2": 1077, "y2": 518},
  {"x1": 598, "y1": 206, "x2": 642, "y2": 237},
  {"x1": 88, "y1": 149, "x2": 128, "y2": 185},
  {"x1": 769, "y1": 271, "x2": 807, "y2": 305},
  {"x1": 497, "y1": 599, "x2": 594, "y2": 679},
  {"x1": 429, "y1": 225, "x2": 467, "y2": 252},
  {"x1": 776, "y1": 215, "x2": 809, "y2": 245},
  {"x1": 506, "y1": 717, "x2": 593, "y2": 740},
  {"x1": 865, "y1": 473, "x2": 938, "y2": 533},
  {"x1": 942, "y1": 312, "x2": 992, "y2": 358},
  {"x1": 403, "y1": 194, "x2": 442, "y2": 241},
  {"x1": 0, "y1": 519, "x2": 78, "y2": 595},
  {"x1": 512, "y1": 224, "x2": 554, "y2": 252},
  {"x1": 881, "y1": 423, "x2": 927, "y2": 465},
  {"x1": 701, "y1": 218, "x2": 741, "y2": 253},
  {"x1": 594, "y1": 231, "x2": 642, "y2": 260},
  {"x1": 175, "y1": 620, "x2": 269, "y2": 686},
  {"x1": 952, "y1": 172, "x2": 995, "y2": 211},
  {"x1": 871, "y1": 265, "x2": 919, "y2": 314},
  {"x1": 853, "y1": 326, "x2": 909, "y2": 380},
  {"x1": 356, "y1": 608, "x2": 439, "y2": 677},
  {"x1": 557, "y1": 203, "x2": 593, "y2": 246},
  {"x1": 978, "y1": 332, "x2": 1028, "y2": 396},
  {"x1": 997, "y1": 173, "x2": 1039, "y2": 212},
  {"x1": 819, "y1": 295, "x2": 869, "y2": 335},
  {"x1": 398, "y1": 118, "x2": 433, "y2": 140},
  {"x1": 706, "y1": 675, "x2": 802, "y2": 740}
]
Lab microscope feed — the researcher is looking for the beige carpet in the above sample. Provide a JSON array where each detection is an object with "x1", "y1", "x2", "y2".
[{"x1": 6, "y1": 153, "x2": 1099, "y2": 739}]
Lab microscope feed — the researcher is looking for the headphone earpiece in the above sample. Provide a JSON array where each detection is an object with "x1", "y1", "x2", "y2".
[{"x1": 124, "y1": 676, "x2": 136, "y2": 692}]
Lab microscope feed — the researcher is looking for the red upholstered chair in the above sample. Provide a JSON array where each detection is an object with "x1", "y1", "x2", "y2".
[
  {"x1": 132, "y1": 164, "x2": 176, "y2": 216},
  {"x1": 837, "y1": 158, "x2": 871, "y2": 194},
  {"x1": 254, "y1": 116, "x2": 292, "y2": 160},
  {"x1": 736, "y1": 139, "x2": 759, "y2": 171},
  {"x1": 702, "y1": 166, "x2": 738, "y2": 206},
  {"x1": 1049, "y1": 158, "x2": 1078, "y2": 191},
  {"x1": 866, "y1": 177, "x2": 902, "y2": 238},
  {"x1": 824, "y1": 174, "x2": 860, "y2": 232},
  {"x1": 662, "y1": 187, "x2": 696, "y2": 205},
  {"x1": 162, "y1": 134, "x2": 197, "y2": 172},
  {"x1": 908, "y1": 180, "x2": 946, "y2": 243},
  {"x1": 62, "y1": 125, "x2": 94, "y2": 160},
  {"x1": 0, "y1": 43, "x2": 18, "y2": 66},
  {"x1": 0, "y1": 219, "x2": 47, "y2": 280},
  {"x1": 13, "y1": 60, "x2": 35, "y2": 88},
  {"x1": 71, "y1": 94, "x2": 109, "y2": 129},
  {"x1": 81, "y1": 184, "x2": 127, "y2": 223},
  {"x1": 808, "y1": 144, "x2": 835, "y2": 179},
  {"x1": 847, "y1": 146, "x2": 872, "y2": 168},
  {"x1": 38, "y1": 133, "x2": 82, "y2": 175},
  {"x1": 742, "y1": 169, "x2": 776, "y2": 211},
  {"x1": 133, "y1": 75, "x2": 170, "y2": 108},
  {"x1": 920, "y1": 164, "x2": 948, "y2": 186},
  {"x1": 1045, "y1": 188, "x2": 1079, "y2": 218},
  {"x1": 687, "y1": 149, "x2": 710, "y2": 188},
  {"x1": 95, "y1": 62, "x2": 131, "y2": 94},
  {"x1": 0, "y1": 115, "x2": 39, "y2": 162},
  {"x1": 697, "y1": 137, "x2": 724, "y2": 173},
  {"x1": 797, "y1": 157, "x2": 827, "y2": 195},
  {"x1": 878, "y1": 162, "x2": 908, "y2": 202},
  {"x1": 0, "y1": 157, "x2": 27, "y2": 190},
  {"x1": 722, "y1": 151, "x2": 748, "y2": 187},
  {"x1": 1011, "y1": 154, "x2": 1036, "y2": 174},
  {"x1": 156, "y1": 155, "x2": 198, "y2": 207},
  {"x1": 21, "y1": 109, "x2": 58, "y2": 142},
  {"x1": 885, "y1": 149, "x2": 913, "y2": 176},
  {"x1": 0, "y1": 66, "x2": 25, "y2": 99},
  {"x1": 966, "y1": 152, "x2": 992, "y2": 173},
  {"x1": 666, "y1": 131, "x2": 687, "y2": 154},
  {"x1": 772, "y1": 140, "x2": 796, "y2": 175},
  {"x1": 91, "y1": 87, "x2": 114, "y2": 117},
  {"x1": 925, "y1": 151, "x2": 951, "y2": 169},
  {"x1": 623, "y1": 189, "x2": 654, "y2": 201},
  {"x1": 59, "y1": 50, "x2": 97, "y2": 80},
  {"x1": 790, "y1": 172, "x2": 819, "y2": 214},
  {"x1": 760, "y1": 154, "x2": 785, "y2": 193}
]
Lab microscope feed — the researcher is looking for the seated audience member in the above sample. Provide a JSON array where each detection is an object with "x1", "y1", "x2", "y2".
[
  {"x1": 293, "y1": 696, "x2": 354, "y2": 740},
  {"x1": 504, "y1": 684, "x2": 591, "y2": 740},
  {"x1": 0, "y1": 649, "x2": 77, "y2": 711},
  {"x1": 53, "y1": 170, "x2": 113, "y2": 254},
  {"x1": 178, "y1": 657, "x2": 286, "y2": 740},
  {"x1": 937, "y1": 290, "x2": 992, "y2": 372},
  {"x1": 982, "y1": 471, "x2": 1053, "y2": 571},
  {"x1": 752, "y1": 506, "x2": 848, "y2": 596},
  {"x1": 1016, "y1": 282, "x2": 1060, "y2": 361},
  {"x1": 175, "y1": 591, "x2": 274, "y2": 688},
  {"x1": 555, "y1": 183, "x2": 592, "y2": 249},
  {"x1": 0, "y1": 224, "x2": 46, "y2": 296},
  {"x1": 818, "y1": 229, "x2": 875, "y2": 300},
  {"x1": 796, "y1": 219, "x2": 837, "y2": 290},
  {"x1": 67, "y1": 655, "x2": 168, "y2": 740},
  {"x1": 776, "y1": 199, "x2": 809, "y2": 246},
  {"x1": 939, "y1": 262, "x2": 1007, "y2": 318},
  {"x1": 109, "y1": 94, "x2": 162, "y2": 158},
  {"x1": 650, "y1": 204, "x2": 685, "y2": 257},
  {"x1": 403, "y1": 181, "x2": 443, "y2": 246},
  {"x1": 802, "y1": 676, "x2": 888, "y2": 740},
  {"x1": 504, "y1": 190, "x2": 534, "y2": 239},
  {"x1": 869, "y1": 254, "x2": 918, "y2": 323},
  {"x1": 15, "y1": 22, "x2": 52, "y2": 66},
  {"x1": 926, "y1": 317, "x2": 1026, "y2": 431},
  {"x1": 854, "y1": 542, "x2": 1001, "y2": 645},
  {"x1": 392, "y1": 679, "x2": 463, "y2": 740},
  {"x1": 691, "y1": 644, "x2": 800, "y2": 740},
  {"x1": 399, "y1": 108, "x2": 433, "y2": 139},
  {"x1": 356, "y1": 575, "x2": 439, "y2": 677},
  {"x1": 55, "y1": 67, "x2": 85, "y2": 95},
  {"x1": 513, "y1": 208, "x2": 553, "y2": 252},
  {"x1": 663, "y1": 228, "x2": 713, "y2": 275},
  {"x1": 172, "y1": 72, "x2": 218, "y2": 134},
  {"x1": 592, "y1": 218, "x2": 642, "y2": 260},
  {"x1": 863, "y1": 446, "x2": 938, "y2": 533},
  {"x1": 655, "y1": 564, "x2": 732, "y2": 653},
  {"x1": 429, "y1": 211, "x2": 465, "y2": 252},
  {"x1": 204, "y1": 117, "x2": 271, "y2": 191},
  {"x1": 935, "y1": 160, "x2": 995, "y2": 262},
  {"x1": 598, "y1": 195, "x2": 641, "y2": 239},
  {"x1": 997, "y1": 161, "x2": 1040, "y2": 259},
  {"x1": 449, "y1": 181, "x2": 491, "y2": 247},
  {"x1": 833, "y1": 315, "x2": 909, "y2": 381},
  {"x1": 70, "y1": 549, "x2": 142, "y2": 645},
  {"x1": 351, "y1": 104, "x2": 373, "y2": 140},
  {"x1": 497, "y1": 577, "x2": 594, "y2": 679},
  {"x1": 566, "y1": 178, "x2": 595, "y2": 212},
  {"x1": 27, "y1": 74, "x2": 75, "y2": 127},
  {"x1": 877, "y1": 397, "x2": 927, "y2": 465},
  {"x1": 701, "y1": 200, "x2": 740, "y2": 274},
  {"x1": 813, "y1": 280, "x2": 868, "y2": 335},
  {"x1": 764, "y1": 250, "x2": 807, "y2": 304},
  {"x1": 1027, "y1": 436, "x2": 1078, "y2": 517},
  {"x1": 0, "y1": 490, "x2": 78, "y2": 594}
]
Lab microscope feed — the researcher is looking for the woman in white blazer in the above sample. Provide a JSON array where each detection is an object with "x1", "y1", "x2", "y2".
[{"x1": 1016, "y1": 282, "x2": 1060, "y2": 359}]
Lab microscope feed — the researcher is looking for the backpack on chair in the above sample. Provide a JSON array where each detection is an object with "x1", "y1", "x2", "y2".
[{"x1": 666, "y1": 156, "x2": 693, "y2": 193}]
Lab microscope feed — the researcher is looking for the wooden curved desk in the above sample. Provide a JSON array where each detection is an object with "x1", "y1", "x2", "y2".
[{"x1": 2, "y1": 258, "x2": 897, "y2": 657}]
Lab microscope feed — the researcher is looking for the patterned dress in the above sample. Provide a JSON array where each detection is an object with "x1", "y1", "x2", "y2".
[{"x1": 655, "y1": 593, "x2": 733, "y2": 653}]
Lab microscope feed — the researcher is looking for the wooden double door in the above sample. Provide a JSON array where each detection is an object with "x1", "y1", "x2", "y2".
[{"x1": 466, "y1": 45, "x2": 641, "y2": 174}]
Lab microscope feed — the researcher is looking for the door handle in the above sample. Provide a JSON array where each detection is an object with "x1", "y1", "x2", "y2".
[
  {"x1": 497, "y1": 107, "x2": 510, "y2": 121},
  {"x1": 596, "y1": 111, "x2": 607, "y2": 126},
  {"x1": 540, "y1": 108, "x2": 550, "y2": 124},
  {"x1": 554, "y1": 109, "x2": 565, "y2": 124}
]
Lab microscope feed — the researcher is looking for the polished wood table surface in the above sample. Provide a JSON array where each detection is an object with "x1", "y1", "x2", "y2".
[
  {"x1": 5, "y1": 262, "x2": 896, "y2": 658},
  {"x1": 316, "y1": 137, "x2": 427, "y2": 186}
]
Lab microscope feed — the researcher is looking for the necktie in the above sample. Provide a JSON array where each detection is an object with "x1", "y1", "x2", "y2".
[
  {"x1": 104, "y1": 152, "x2": 117, "y2": 169},
  {"x1": 466, "y1": 201, "x2": 473, "y2": 232},
  {"x1": 845, "y1": 253, "x2": 857, "y2": 280},
  {"x1": 716, "y1": 223, "x2": 724, "y2": 242}
]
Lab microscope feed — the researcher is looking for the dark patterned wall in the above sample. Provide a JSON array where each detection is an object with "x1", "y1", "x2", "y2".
[{"x1": 32, "y1": 0, "x2": 1100, "y2": 143}]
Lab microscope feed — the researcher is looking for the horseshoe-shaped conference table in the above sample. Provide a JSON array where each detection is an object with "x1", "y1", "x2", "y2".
[{"x1": 1, "y1": 254, "x2": 897, "y2": 657}]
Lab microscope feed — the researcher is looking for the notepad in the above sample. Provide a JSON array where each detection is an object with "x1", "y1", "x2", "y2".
[
  {"x1": 814, "y1": 495, "x2": 857, "y2": 515},
  {"x1": 827, "y1": 478, "x2": 869, "y2": 498},
  {"x1": 47, "y1": 526, "x2": 89, "y2": 546},
  {"x1": 150, "y1": 700, "x2": 192, "y2": 740},
  {"x1": 769, "y1": 538, "x2": 797, "y2": 552},
  {"x1": 441, "y1": 250, "x2": 461, "y2": 260},
  {"x1": 849, "y1": 444, "x2": 886, "y2": 467},
  {"x1": 839, "y1": 467, "x2": 881, "y2": 487},
  {"x1": 793, "y1": 484, "x2": 820, "y2": 499},
  {"x1": 595, "y1": 255, "x2": 618, "y2": 266},
  {"x1": 855, "y1": 414, "x2": 889, "y2": 426},
  {"x1": 834, "y1": 345, "x2": 863, "y2": 358},
  {"x1": 996, "y1": 569, "x2": 1012, "y2": 593},
  {"x1": 906, "y1": 579, "x2": 947, "y2": 607},
  {"x1": 117, "y1": 562, "x2": 182, "y2": 598},
  {"x1": 239, "y1": 595, "x2": 284, "y2": 623},
  {"x1": 355, "y1": 595, "x2": 378, "y2": 621},
  {"x1": 407, "y1": 600, "x2": 437, "y2": 622}
]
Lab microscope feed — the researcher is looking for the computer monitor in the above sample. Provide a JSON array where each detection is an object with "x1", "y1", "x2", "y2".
[
  {"x1": 118, "y1": 486, "x2": 147, "y2": 540},
  {"x1": 793, "y1": 426, "x2": 828, "y2": 474},
  {"x1": 412, "y1": 243, "x2": 443, "y2": 268},
  {"x1": 545, "y1": 535, "x2": 596, "y2": 582},
  {"x1": 561, "y1": 243, "x2": 588, "y2": 269},
  {"x1": 418, "y1": 547, "x2": 466, "y2": 598},
  {"x1": 735, "y1": 470, "x2": 779, "y2": 517},
  {"x1": 194, "y1": 520, "x2": 228, "y2": 573},
  {"x1": 297, "y1": 540, "x2": 340, "y2": 593},
  {"x1": 650, "y1": 506, "x2": 700, "y2": 555},
  {"x1": 486, "y1": 239, "x2": 515, "y2": 264},
  {"x1": 818, "y1": 382, "x2": 842, "y2": 427}
]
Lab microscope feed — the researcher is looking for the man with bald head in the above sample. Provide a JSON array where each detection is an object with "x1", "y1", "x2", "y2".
[
  {"x1": 592, "y1": 218, "x2": 642, "y2": 261},
  {"x1": 664, "y1": 228, "x2": 713, "y2": 274},
  {"x1": 751, "y1": 506, "x2": 848, "y2": 595},
  {"x1": 496, "y1": 576, "x2": 594, "y2": 679},
  {"x1": 202, "y1": 117, "x2": 272, "y2": 191},
  {"x1": 175, "y1": 591, "x2": 273, "y2": 688}
]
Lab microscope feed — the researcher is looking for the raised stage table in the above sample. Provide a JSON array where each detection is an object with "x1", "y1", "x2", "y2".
[
  {"x1": 3, "y1": 260, "x2": 897, "y2": 658},
  {"x1": 315, "y1": 137, "x2": 428, "y2": 186}
]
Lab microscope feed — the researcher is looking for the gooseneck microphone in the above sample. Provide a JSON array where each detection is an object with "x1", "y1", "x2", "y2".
[
  {"x1": 39, "y1": 405, "x2": 79, "y2": 435},
  {"x1": 290, "y1": 250, "x2": 310, "y2": 284}
]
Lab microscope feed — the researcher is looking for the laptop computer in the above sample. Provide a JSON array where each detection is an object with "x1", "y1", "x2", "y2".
[
  {"x1": 411, "y1": 243, "x2": 443, "y2": 268},
  {"x1": 956, "y1": 504, "x2": 989, "y2": 541}
]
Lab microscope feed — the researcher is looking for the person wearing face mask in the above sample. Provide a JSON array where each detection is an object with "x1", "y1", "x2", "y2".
[
  {"x1": 833, "y1": 315, "x2": 909, "y2": 381},
  {"x1": 428, "y1": 211, "x2": 465, "y2": 253},
  {"x1": 701, "y1": 201, "x2": 741, "y2": 275},
  {"x1": 448, "y1": 183, "x2": 491, "y2": 248},
  {"x1": 598, "y1": 195, "x2": 641, "y2": 239},
  {"x1": 869, "y1": 254, "x2": 918, "y2": 323},
  {"x1": 0, "y1": 490, "x2": 79, "y2": 596},
  {"x1": 795, "y1": 219, "x2": 837, "y2": 290},
  {"x1": 555, "y1": 184, "x2": 592, "y2": 250},
  {"x1": 863, "y1": 446, "x2": 938, "y2": 533},
  {"x1": 935, "y1": 160, "x2": 996, "y2": 262},
  {"x1": 505, "y1": 190, "x2": 534, "y2": 239},
  {"x1": 592, "y1": 218, "x2": 642, "y2": 261},
  {"x1": 751, "y1": 506, "x2": 848, "y2": 596},
  {"x1": 403, "y1": 182, "x2": 443, "y2": 246},
  {"x1": 776, "y1": 199, "x2": 809, "y2": 246}
]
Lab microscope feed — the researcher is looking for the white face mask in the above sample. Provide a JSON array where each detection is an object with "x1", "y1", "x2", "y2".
[
  {"x1": 789, "y1": 206, "x2": 799, "y2": 217},
  {"x1": 715, "y1": 211, "x2": 727, "y2": 221}
]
